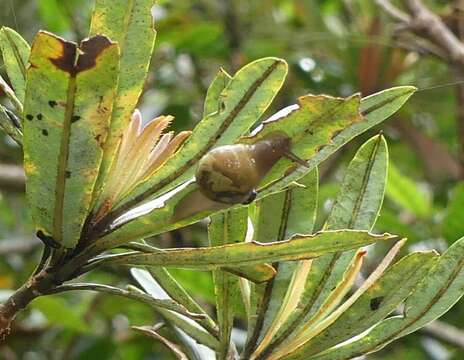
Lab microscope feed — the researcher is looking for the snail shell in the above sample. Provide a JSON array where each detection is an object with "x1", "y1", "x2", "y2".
[{"x1": 195, "y1": 132, "x2": 292, "y2": 204}]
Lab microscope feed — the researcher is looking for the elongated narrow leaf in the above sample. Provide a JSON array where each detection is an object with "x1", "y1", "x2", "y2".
[
  {"x1": 149, "y1": 267, "x2": 217, "y2": 334},
  {"x1": 0, "y1": 27, "x2": 30, "y2": 103},
  {"x1": 23, "y1": 32, "x2": 119, "y2": 247},
  {"x1": 89, "y1": 0, "x2": 157, "y2": 209},
  {"x1": 131, "y1": 268, "x2": 220, "y2": 351},
  {"x1": 325, "y1": 134, "x2": 388, "y2": 230},
  {"x1": 111, "y1": 231, "x2": 397, "y2": 269},
  {"x1": 113, "y1": 57, "x2": 288, "y2": 212},
  {"x1": 246, "y1": 170, "x2": 318, "y2": 356},
  {"x1": 258, "y1": 86, "x2": 415, "y2": 197},
  {"x1": 265, "y1": 135, "x2": 388, "y2": 353},
  {"x1": 209, "y1": 207, "x2": 248, "y2": 358},
  {"x1": 302, "y1": 135, "x2": 389, "y2": 318},
  {"x1": 204, "y1": 68, "x2": 232, "y2": 116},
  {"x1": 281, "y1": 251, "x2": 438, "y2": 360}
]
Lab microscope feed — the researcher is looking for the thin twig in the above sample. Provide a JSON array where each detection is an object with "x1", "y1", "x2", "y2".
[
  {"x1": 376, "y1": 0, "x2": 464, "y2": 174},
  {"x1": 378, "y1": 0, "x2": 464, "y2": 65}
]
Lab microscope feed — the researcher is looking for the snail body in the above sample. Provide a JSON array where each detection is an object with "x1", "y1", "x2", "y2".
[{"x1": 195, "y1": 132, "x2": 304, "y2": 204}]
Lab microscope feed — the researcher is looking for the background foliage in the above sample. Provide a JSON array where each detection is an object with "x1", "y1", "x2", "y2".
[{"x1": 0, "y1": 0, "x2": 463, "y2": 359}]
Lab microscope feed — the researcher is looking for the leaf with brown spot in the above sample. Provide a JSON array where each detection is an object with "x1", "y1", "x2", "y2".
[{"x1": 23, "y1": 31, "x2": 120, "y2": 248}]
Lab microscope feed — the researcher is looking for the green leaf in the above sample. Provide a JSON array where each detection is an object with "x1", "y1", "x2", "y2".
[
  {"x1": 0, "y1": 27, "x2": 30, "y2": 104},
  {"x1": 204, "y1": 68, "x2": 232, "y2": 117},
  {"x1": 131, "y1": 268, "x2": 219, "y2": 351},
  {"x1": 110, "y1": 231, "x2": 398, "y2": 268},
  {"x1": 89, "y1": 0, "x2": 157, "y2": 211},
  {"x1": 325, "y1": 134, "x2": 388, "y2": 230},
  {"x1": 114, "y1": 57, "x2": 288, "y2": 212},
  {"x1": 209, "y1": 207, "x2": 248, "y2": 358},
  {"x1": 258, "y1": 86, "x2": 416, "y2": 197},
  {"x1": 23, "y1": 32, "x2": 119, "y2": 248},
  {"x1": 243, "y1": 94, "x2": 362, "y2": 189},
  {"x1": 283, "y1": 251, "x2": 438, "y2": 359},
  {"x1": 386, "y1": 162, "x2": 431, "y2": 219},
  {"x1": 246, "y1": 170, "x2": 318, "y2": 356},
  {"x1": 263, "y1": 135, "x2": 388, "y2": 353},
  {"x1": 148, "y1": 267, "x2": 217, "y2": 334},
  {"x1": 306, "y1": 235, "x2": 464, "y2": 360}
]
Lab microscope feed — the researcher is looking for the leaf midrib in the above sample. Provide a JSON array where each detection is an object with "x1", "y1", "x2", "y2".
[{"x1": 53, "y1": 72, "x2": 77, "y2": 244}]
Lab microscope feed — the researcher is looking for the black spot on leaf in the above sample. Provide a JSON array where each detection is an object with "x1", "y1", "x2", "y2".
[
  {"x1": 71, "y1": 115, "x2": 81, "y2": 123},
  {"x1": 37, "y1": 113, "x2": 43, "y2": 120},
  {"x1": 65, "y1": 171, "x2": 72, "y2": 178},
  {"x1": 48, "y1": 100, "x2": 57, "y2": 108},
  {"x1": 26, "y1": 114, "x2": 34, "y2": 121},
  {"x1": 370, "y1": 296, "x2": 384, "y2": 310},
  {"x1": 42, "y1": 129, "x2": 48, "y2": 136}
]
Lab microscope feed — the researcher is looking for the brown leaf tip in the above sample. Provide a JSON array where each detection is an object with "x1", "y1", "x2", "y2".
[
  {"x1": 48, "y1": 34, "x2": 77, "y2": 74},
  {"x1": 77, "y1": 35, "x2": 115, "y2": 73}
]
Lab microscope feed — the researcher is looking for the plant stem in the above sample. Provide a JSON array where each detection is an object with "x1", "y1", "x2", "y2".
[
  {"x1": 0, "y1": 269, "x2": 57, "y2": 340},
  {"x1": 0, "y1": 244, "x2": 100, "y2": 340}
]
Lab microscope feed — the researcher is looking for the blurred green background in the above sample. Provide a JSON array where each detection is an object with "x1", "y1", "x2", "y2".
[{"x1": 1, "y1": 0, "x2": 464, "y2": 359}]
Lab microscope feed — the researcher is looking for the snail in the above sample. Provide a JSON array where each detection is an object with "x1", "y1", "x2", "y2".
[{"x1": 195, "y1": 132, "x2": 308, "y2": 204}]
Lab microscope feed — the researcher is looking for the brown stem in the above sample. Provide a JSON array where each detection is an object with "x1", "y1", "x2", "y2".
[
  {"x1": 0, "y1": 238, "x2": 112, "y2": 341},
  {"x1": 0, "y1": 269, "x2": 58, "y2": 340}
]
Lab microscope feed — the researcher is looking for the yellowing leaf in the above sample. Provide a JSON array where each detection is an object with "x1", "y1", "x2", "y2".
[{"x1": 23, "y1": 32, "x2": 119, "y2": 248}]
